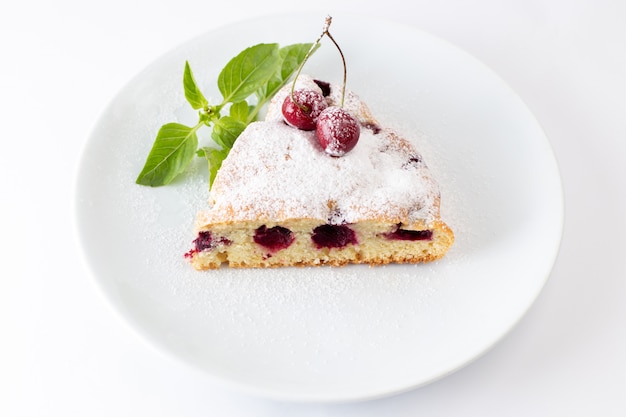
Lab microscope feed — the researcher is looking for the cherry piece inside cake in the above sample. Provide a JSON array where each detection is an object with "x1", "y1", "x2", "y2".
[{"x1": 187, "y1": 75, "x2": 454, "y2": 269}]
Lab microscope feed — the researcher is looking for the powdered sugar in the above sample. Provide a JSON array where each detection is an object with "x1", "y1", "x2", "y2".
[{"x1": 199, "y1": 77, "x2": 441, "y2": 227}]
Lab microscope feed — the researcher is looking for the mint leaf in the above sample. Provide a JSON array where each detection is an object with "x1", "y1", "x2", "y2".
[
  {"x1": 197, "y1": 147, "x2": 229, "y2": 187},
  {"x1": 278, "y1": 43, "x2": 316, "y2": 81},
  {"x1": 211, "y1": 116, "x2": 246, "y2": 149},
  {"x1": 229, "y1": 101, "x2": 250, "y2": 122},
  {"x1": 217, "y1": 43, "x2": 280, "y2": 104},
  {"x1": 136, "y1": 123, "x2": 199, "y2": 186},
  {"x1": 138, "y1": 42, "x2": 313, "y2": 188},
  {"x1": 251, "y1": 43, "x2": 316, "y2": 122},
  {"x1": 183, "y1": 61, "x2": 208, "y2": 110}
]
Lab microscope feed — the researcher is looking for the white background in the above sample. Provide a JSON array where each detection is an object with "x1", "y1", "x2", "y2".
[{"x1": 2, "y1": 0, "x2": 625, "y2": 415}]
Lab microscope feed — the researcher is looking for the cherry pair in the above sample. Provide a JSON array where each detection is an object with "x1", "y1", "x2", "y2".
[{"x1": 282, "y1": 89, "x2": 360, "y2": 156}]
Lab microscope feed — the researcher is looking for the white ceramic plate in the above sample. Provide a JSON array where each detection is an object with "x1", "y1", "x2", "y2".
[{"x1": 74, "y1": 13, "x2": 563, "y2": 402}]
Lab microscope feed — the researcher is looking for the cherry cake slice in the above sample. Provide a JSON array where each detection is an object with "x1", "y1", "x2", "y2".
[{"x1": 187, "y1": 75, "x2": 454, "y2": 269}]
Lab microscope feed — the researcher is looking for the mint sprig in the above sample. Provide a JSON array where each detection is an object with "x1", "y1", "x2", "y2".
[
  {"x1": 183, "y1": 61, "x2": 208, "y2": 110},
  {"x1": 136, "y1": 42, "x2": 314, "y2": 187}
]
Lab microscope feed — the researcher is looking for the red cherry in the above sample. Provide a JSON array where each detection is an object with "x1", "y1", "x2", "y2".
[
  {"x1": 253, "y1": 225, "x2": 295, "y2": 253},
  {"x1": 281, "y1": 89, "x2": 328, "y2": 130},
  {"x1": 315, "y1": 107, "x2": 360, "y2": 156},
  {"x1": 311, "y1": 224, "x2": 358, "y2": 249}
]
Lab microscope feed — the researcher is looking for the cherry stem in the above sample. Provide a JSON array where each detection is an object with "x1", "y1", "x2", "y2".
[
  {"x1": 290, "y1": 15, "x2": 347, "y2": 109},
  {"x1": 324, "y1": 28, "x2": 347, "y2": 108}
]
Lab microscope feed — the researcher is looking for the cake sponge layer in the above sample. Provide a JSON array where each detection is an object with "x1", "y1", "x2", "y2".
[{"x1": 187, "y1": 220, "x2": 454, "y2": 270}]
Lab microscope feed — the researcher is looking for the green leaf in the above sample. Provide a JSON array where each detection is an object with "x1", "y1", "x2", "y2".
[
  {"x1": 217, "y1": 43, "x2": 280, "y2": 104},
  {"x1": 278, "y1": 43, "x2": 316, "y2": 81},
  {"x1": 251, "y1": 43, "x2": 316, "y2": 122},
  {"x1": 183, "y1": 61, "x2": 208, "y2": 110},
  {"x1": 136, "y1": 123, "x2": 199, "y2": 186},
  {"x1": 211, "y1": 116, "x2": 246, "y2": 149},
  {"x1": 197, "y1": 146, "x2": 230, "y2": 188},
  {"x1": 229, "y1": 101, "x2": 250, "y2": 122},
  {"x1": 137, "y1": 43, "x2": 315, "y2": 189}
]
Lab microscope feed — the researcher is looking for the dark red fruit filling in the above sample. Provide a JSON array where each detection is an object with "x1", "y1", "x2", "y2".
[
  {"x1": 311, "y1": 224, "x2": 358, "y2": 249},
  {"x1": 402, "y1": 154, "x2": 422, "y2": 169},
  {"x1": 316, "y1": 107, "x2": 360, "y2": 157},
  {"x1": 364, "y1": 122, "x2": 382, "y2": 134},
  {"x1": 313, "y1": 79, "x2": 331, "y2": 96},
  {"x1": 184, "y1": 231, "x2": 231, "y2": 258},
  {"x1": 254, "y1": 225, "x2": 296, "y2": 253},
  {"x1": 384, "y1": 228, "x2": 433, "y2": 241},
  {"x1": 193, "y1": 231, "x2": 214, "y2": 251},
  {"x1": 282, "y1": 89, "x2": 328, "y2": 130}
]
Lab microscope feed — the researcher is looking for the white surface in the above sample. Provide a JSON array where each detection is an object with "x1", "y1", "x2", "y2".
[
  {"x1": 2, "y1": 0, "x2": 625, "y2": 415},
  {"x1": 74, "y1": 13, "x2": 562, "y2": 402}
]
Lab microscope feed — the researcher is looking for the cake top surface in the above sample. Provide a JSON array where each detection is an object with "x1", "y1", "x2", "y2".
[{"x1": 196, "y1": 75, "x2": 441, "y2": 227}]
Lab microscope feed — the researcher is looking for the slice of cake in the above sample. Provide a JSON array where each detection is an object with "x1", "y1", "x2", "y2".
[{"x1": 185, "y1": 75, "x2": 454, "y2": 269}]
